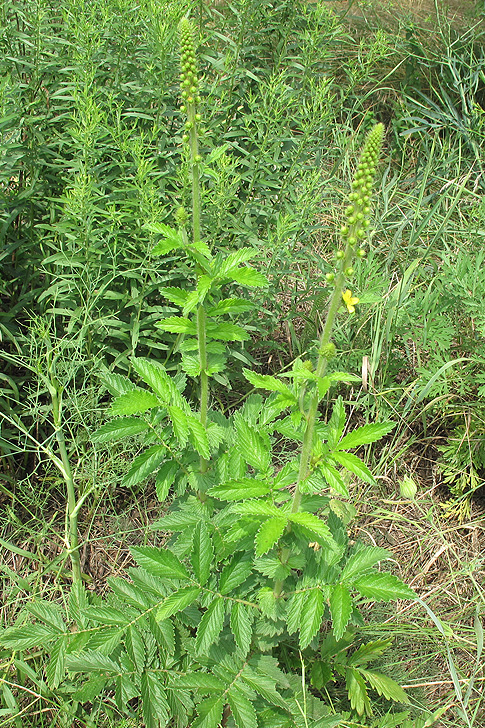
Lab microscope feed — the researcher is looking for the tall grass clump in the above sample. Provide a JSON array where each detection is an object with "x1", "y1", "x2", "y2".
[{"x1": 0, "y1": 16, "x2": 436, "y2": 728}]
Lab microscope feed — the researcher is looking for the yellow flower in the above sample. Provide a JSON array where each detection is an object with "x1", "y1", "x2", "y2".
[{"x1": 342, "y1": 289, "x2": 359, "y2": 313}]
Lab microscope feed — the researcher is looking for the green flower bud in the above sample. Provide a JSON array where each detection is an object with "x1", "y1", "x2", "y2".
[
  {"x1": 336, "y1": 250, "x2": 344, "y2": 260},
  {"x1": 357, "y1": 247, "x2": 366, "y2": 257},
  {"x1": 320, "y1": 342, "x2": 336, "y2": 360},
  {"x1": 400, "y1": 475, "x2": 418, "y2": 500},
  {"x1": 345, "y1": 267, "x2": 354, "y2": 277},
  {"x1": 325, "y1": 272, "x2": 335, "y2": 282},
  {"x1": 175, "y1": 206, "x2": 188, "y2": 225}
]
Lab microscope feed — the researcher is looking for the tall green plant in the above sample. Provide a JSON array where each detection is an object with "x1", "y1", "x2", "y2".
[{"x1": 0, "y1": 18, "x2": 421, "y2": 728}]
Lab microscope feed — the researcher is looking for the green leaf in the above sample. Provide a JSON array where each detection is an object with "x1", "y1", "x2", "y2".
[
  {"x1": 192, "y1": 521, "x2": 213, "y2": 586},
  {"x1": 346, "y1": 667, "x2": 371, "y2": 717},
  {"x1": 131, "y1": 546, "x2": 190, "y2": 581},
  {"x1": 66, "y1": 651, "x2": 119, "y2": 674},
  {"x1": 174, "y1": 673, "x2": 225, "y2": 692},
  {"x1": 187, "y1": 414, "x2": 211, "y2": 459},
  {"x1": 241, "y1": 664, "x2": 289, "y2": 710},
  {"x1": 108, "y1": 577, "x2": 153, "y2": 610},
  {"x1": 195, "y1": 597, "x2": 226, "y2": 654},
  {"x1": 243, "y1": 369, "x2": 294, "y2": 396},
  {"x1": 131, "y1": 358, "x2": 177, "y2": 403},
  {"x1": 219, "y1": 553, "x2": 253, "y2": 595},
  {"x1": 0, "y1": 625, "x2": 59, "y2": 650},
  {"x1": 359, "y1": 669, "x2": 410, "y2": 704},
  {"x1": 218, "y1": 248, "x2": 255, "y2": 274},
  {"x1": 26, "y1": 601, "x2": 65, "y2": 631},
  {"x1": 155, "y1": 460, "x2": 179, "y2": 502},
  {"x1": 207, "y1": 298, "x2": 254, "y2": 316},
  {"x1": 122, "y1": 445, "x2": 166, "y2": 488},
  {"x1": 160, "y1": 287, "x2": 190, "y2": 307},
  {"x1": 147, "y1": 222, "x2": 183, "y2": 251},
  {"x1": 141, "y1": 671, "x2": 169, "y2": 728},
  {"x1": 231, "y1": 266, "x2": 268, "y2": 287},
  {"x1": 109, "y1": 389, "x2": 159, "y2": 416},
  {"x1": 205, "y1": 321, "x2": 250, "y2": 341},
  {"x1": 126, "y1": 625, "x2": 145, "y2": 673},
  {"x1": 340, "y1": 547, "x2": 392, "y2": 584},
  {"x1": 331, "y1": 451, "x2": 375, "y2": 485},
  {"x1": 286, "y1": 590, "x2": 306, "y2": 635},
  {"x1": 337, "y1": 421, "x2": 395, "y2": 450},
  {"x1": 156, "y1": 317, "x2": 197, "y2": 334},
  {"x1": 46, "y1": 635, "x2": 66, "y2": 689},
  {"x1": 208, "y1": 478, "x2": 271, "y2": 500},
  {"x1": 319, "y1": 462, "x2": 349, "y2": 497},
  {"x1": 255, "y1": 517, "x2": 288, "y2": 557},
  {"x1": 329, "y1": 583, "x2": 353, "y2": 641},
  {"x1": 231, "y1": 500, "x2": 281, "y2": 518},
  {"x1": 300, "y1": 588, "x2": 325, "y2": 649},
  {"x1": 230, "y1": 602, "x2": 252, "y2": 655},
  {"x1": 84, "y1": 606, "x2": 128, "y2": 626},
  {"x1": 191, "y1": 696, "x2": 224, "y2": 728},
  {"x1": 347, "y1": 639, "x2": 393, "y2": 667},
  {"x1": 91, "y1": 417, "x2": 149, "y2": 443},
  {"x1": 327, "y1": 397, "x2": 346, "y2": 450},
  {"x1": 288, "y1": 512, "x2": 333, "y2": 542},
  {"x1": 234, "y1": 413, "x2": 271, "y2": 472},
  {"x1": 168, "y1": 405, "x2": 188, "y2": 447},
  {"x1": 353, "y1": 572, "x2": 416, "y2": 602},
  {"x1": 228, "y1": 686, "x2": 257, "y2": 728}
]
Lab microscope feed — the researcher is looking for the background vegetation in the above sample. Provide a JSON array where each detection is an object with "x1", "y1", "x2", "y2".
[{"x1": 0, "y1": 0, "x2": 484, "y2": 726}]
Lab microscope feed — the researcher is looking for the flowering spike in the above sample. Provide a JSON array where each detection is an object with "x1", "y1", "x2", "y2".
[
  {"x1": 178, "y1": 18, "x2": 199, "y2": 115},
  {"x1": 342, "y1": 122, "x2": 384, "y2": 249}
]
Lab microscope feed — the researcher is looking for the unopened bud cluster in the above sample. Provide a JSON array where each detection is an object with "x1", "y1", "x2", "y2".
[
  {"x1": 340, "y1": 122, "x2": 384, "y2": 252},
  {"x1": 179, "y1": 18, "x2": 201, "y2": 111}
]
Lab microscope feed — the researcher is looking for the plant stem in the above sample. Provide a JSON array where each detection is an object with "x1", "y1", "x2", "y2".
[{"x1": 51, "y1": 385, "x2": 82, "y2": 584}]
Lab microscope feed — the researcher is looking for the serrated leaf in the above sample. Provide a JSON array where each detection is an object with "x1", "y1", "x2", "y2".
[
  {"x1": 84, "y1": 627, "x2": 123, "y2": 654},
  {"x1": 72, "y1": 675, "x2": 107, "y2": 702},
  {"x1": 234, "y1": 415, "x2": 271, "y2": 471},
  {"x1": 319, "y1": 462, "x2": 349, "y2": 497},
  {"x1": 131, "y1": 358, "x2": 177, "y2": 403},
  {"x1": 340, "y1": 547, "x2": 391, "y2": 584},
  {"x1": 168, "y1": 405, "x2": 188, "y2": 447},
  {"x1": 231, "y1": 500, "x2": 281, "y2": 517},
  {"x1": 230, "y1": 266, "x2": 268, "y2": 287},
  {"x1": 300, "y1": 588, "x2": 325, "y2": 649},
  {"x1": 288, "y1": 512, "x2": 333, "y2": 542},
  {"x1": 131, "y1": 546, "x2": 190, "y2": 581},
  {"x1": 255, "y1": 517, "x2": 287, "y2": 557},
  {"x1": 126, "y1": 625, "x2": 145, "y2": 673},
  {"x1": 192, "y1": 521, "x2": 213, "y2": 586},
  {"x1": 141, "y1": 671, "x2": 169, "y2": 728},
  {"x1": 156, "y1": 317, "x2": 197, "y2": 334},
  {"x1": 228, "y1": 686, "x2": 257, "y2": 728},
  {"x1": 353, "y1": 572, "x2": 416, "y2": 602},
  {"x1": 161, "y1": 286, "x2": 190, "y2": 307},
  {"x1": 219, "y1": 553, "x2": 253, "y2": 595},
  {"x1": 205, "y1": 321, "x2": 250, "y2": 341},
  {"x1": 286, "y1": 590, "x2": 306, "y2": 635},
  {"x1": 241, "y1": 665, "x2": 289, "y2": 710},
  {"x1": 109, "y1": 389, "x2": 159, "y2": 416},
  {"x1": 208, "y1": 479, "x2": 271, "y2": 500},
  {"x1": 66, "y1": 651, "x2": 119, "y2": 674},
  {"x1": 91, "y1": 417, "x2": 149, "y2": 443},
  {"x1": 122, "y1": 445, "x2": 166, "y2": 488},
  {"x1": 155, "y1": 460, "x2": 179, "y2": 502},
  {"x1": 346, "y1": 667, "x2": 371, "y2": 717},
  {"x1": 187, "y1": 414, "x2": 210, "y2": 459},
  {"x1": 329, "y1": 583, "x2": 353, "y2": 641},
  {"x1": 207, "y1": 298, "x2": 254, "y2": 316},
  {"x1": 26, "y1": 601, "x2": 65, "y2": 631},
  {"x1": 230, "y1": 602, "x2": 252, "y2": 655},
  {"x1": 191, "y1": 696, "x2": 224, "y2": 728},
  {"x1": 195, "y1": 597, "x2": 226, "y2": 654},
  {"x1": 218, "y1": 248, "x2": 255, "y2": 274},
  {"x1": 99, "y1": 372, "x2": 135, "y2": 396},
  {"x1": 243, "y1": 369, "x2": 294, "y2": 396},
  {"x1": 0, "y1": 625, "x2": 59, "y2": 650},
  {"x1": 359, "y1": 669, "x2": 410, "y2": 704},
  {"x1": 331, "y1": 451, "x2": 375, "y2": 485},
  {"x1": 347, "y1": 639, "x2": 393, "y2": 666},
  {"x1": 337, "y1": 421, "x2": 395, "y2": 450},
  {"x1": 108, "y1": 577, "x2": 153, "y2": 610},
  {"x1": 46, "y1": 635, "x2": 66, "y2": 689},
  {"x1": 327, "y1": 397, "x2": 346, "y2": 450},
  {"x1": 174, "y1": 673, "x2": 225, "y2": 691},
  {"x1": 84, "y1": 606, "x2": 128, "y2": 626}
]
